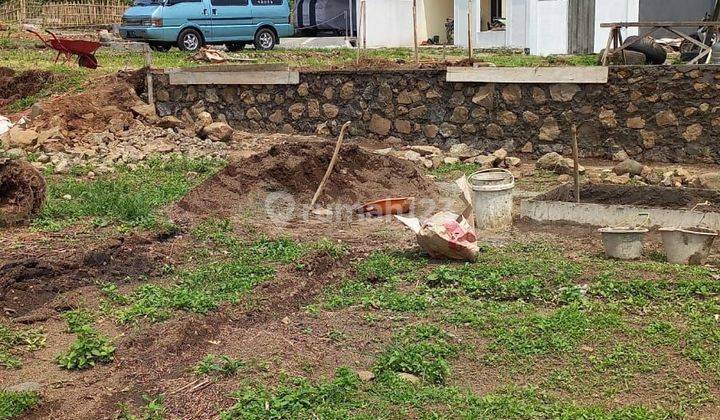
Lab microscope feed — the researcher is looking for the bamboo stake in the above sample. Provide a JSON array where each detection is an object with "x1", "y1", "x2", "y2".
[
  {"x1": 412, "y1": 0, "x2": 418, "y2": 66},
  {"x1": 311, "y1": 121, "x2": 352, "y2": 207},
  {"x1": 571, "y1": 124, "x2": 580, "y2": 203}
]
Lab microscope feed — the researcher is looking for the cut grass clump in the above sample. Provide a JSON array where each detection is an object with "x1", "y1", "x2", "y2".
[
  {"x1": 116, "y1": 262, "x2": 275, "y2": 323},
  {"x1": 56, "y1": 326, "x2": 115, "y2": 370},
  {"x1": 221, "y1": 368, "x2": 361, "y2": 419},
  {"x1": 34, "y1": 156, "x2": 222, "y2": 231},
  {"x1": 195, "y1": 354, "x2": 246, "y2": 376},
  {"x1": 0, "y1": 324, "x2": 45, "y2": 369},
  {"x1": 375, "y1": 324, "x2": 459, "y2": 384},
  {"x1": 0, "y1": 390, "x2": 40, "y2": 419}
]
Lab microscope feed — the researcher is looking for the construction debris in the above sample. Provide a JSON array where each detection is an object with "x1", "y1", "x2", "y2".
[{"x1": 0, "y1": 158, "x2": 46, "y2": 226}]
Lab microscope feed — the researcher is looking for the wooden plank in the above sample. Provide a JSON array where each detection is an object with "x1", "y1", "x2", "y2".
[
  {"x1": 446, "y1": 67, "x2": 609, "y2": 84},
  {"x1": 600, "y1": 21, "x2": 720, "y2": 28},
  {"x1": 169, "y1": 70, "x2": 300, "y2": 85},
  {"x1": 568, "y1": 0, "x2": 595, "y2": 54}
]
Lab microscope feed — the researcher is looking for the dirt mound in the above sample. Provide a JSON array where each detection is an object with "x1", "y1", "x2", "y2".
[
  {"x1": 29, "y1": 71, "x2": 146, "y2": 138},
  {"x1": 538, "y1": 183, "x2": 720, "y2": 212},
  {"x1": 0, "y1": 160, "x2": 46, "y2": 227},
  {"x1": 0, "y1": 67, "x2": 54, "y2": 109},
  {"x1": 177, "y1": 139, "x2": 439, "y2": 216}
]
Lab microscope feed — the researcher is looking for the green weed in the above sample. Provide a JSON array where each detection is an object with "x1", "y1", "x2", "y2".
[
  {"x1": 375, "y1": 324, "x2": 459, "y2": 384},
  {"x1": 221, "y1": 368, "x2": 360, "y2": 419},
  {"x1": 61, "y1": 308, "x2": 96, "y2": 333},
  {"x1": 56, "y1": 326, "x2": 115, "y2": 370},
  {"x1": 116, "y1": 395, "x2": 166, "y2": 420},
  {"x1": 0, "y1": 324, "x2": 45, "y2": 369},
  {"x1": 195, "y1": 355, "x2": 246, "y2": 376},
  {"x1": 356, "y1": 251, "x2": 420, "y2": 283},
  {"x1": 116, "y1": 262, "x2": 274, "y2": 323},
  {"x1": 0, "y1": 390, "x2": 40, "y2": 419}
]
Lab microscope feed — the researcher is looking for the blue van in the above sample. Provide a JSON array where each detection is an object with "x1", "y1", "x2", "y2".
[{"x1": 119, "y1": 0, "x2": 293, "y2": 52}]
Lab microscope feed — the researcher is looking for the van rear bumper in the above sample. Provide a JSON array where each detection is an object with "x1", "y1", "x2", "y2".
[
  {"x1": 274, "y1": 24, "x2": 294, "y2": 39},
  {"x1": 119, "y1": 26, "x2": 175, "y2": 42}
]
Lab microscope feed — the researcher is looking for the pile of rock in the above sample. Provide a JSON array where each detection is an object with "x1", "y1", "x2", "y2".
[
  {"x1": 0, "y1": 103, "x2": 237, "y2": 174},
  {"x1": 374, "y1": 142, "x2": 522, "y2": 171}
]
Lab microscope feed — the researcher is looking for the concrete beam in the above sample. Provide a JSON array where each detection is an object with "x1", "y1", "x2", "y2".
[
  {"x1": 520, "y1": 200, "x2": 720, "y2": 230},
  {"x1": 446, "y1": 66, "x2": 609, "y2": 83},
  {"x1": 168, "y1": 70, "x2": 300, "y2": 85}
]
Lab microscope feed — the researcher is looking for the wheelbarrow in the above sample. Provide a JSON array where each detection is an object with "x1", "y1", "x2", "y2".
[{"x1": 26, "y1": 29, "x2": 101, "y2": 69}]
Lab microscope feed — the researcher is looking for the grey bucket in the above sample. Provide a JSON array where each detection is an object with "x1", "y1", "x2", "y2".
[
  {"x1": 598, "y1": 227, "x2": 648, "y2": 260},
  {"x1": 468, "y1": 169, "x2": 515, "y2": 231},
  {"x1": 659, "y1": 227, "x2": 718, "y2": 265}
]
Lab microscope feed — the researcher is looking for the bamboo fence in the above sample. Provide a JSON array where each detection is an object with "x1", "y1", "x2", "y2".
[{"x1": 0, "y1": 0, "x2": 126, "y2": 28}]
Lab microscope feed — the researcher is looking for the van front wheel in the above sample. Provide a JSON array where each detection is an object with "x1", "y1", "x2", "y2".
[
  {"x1": 254, "y1": 28, "x2": 276, "y2": 50},
  {"x1": 178, "y1": 28, "x2": 203, "y2": 52}
]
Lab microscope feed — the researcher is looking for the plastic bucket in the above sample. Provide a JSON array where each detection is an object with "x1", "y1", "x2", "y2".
[
  {"x1": 659, "y1": 227, "x2": 718, "y2": 265},
  {"x1": 598, "y1": 227, "x2": 648, "y2": 260},
  {"x1": 468, "y1": 169, "x2": 515, "y2": 231}
]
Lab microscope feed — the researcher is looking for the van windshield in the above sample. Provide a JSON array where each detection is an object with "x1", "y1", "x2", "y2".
[{"x1": 133, "y1": 0, "x2": 163, "y2": 5}]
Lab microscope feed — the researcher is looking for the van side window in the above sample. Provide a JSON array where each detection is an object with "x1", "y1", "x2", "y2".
[
  {"x1": 168, "y1": 0, "x2": 201, "y2": 4},
  {"x1": 252, "y1": 0, "x2": 282, "y2": 4},
  {"x1": 212, "y1": 0, "x2": 248, "y2": 5}
]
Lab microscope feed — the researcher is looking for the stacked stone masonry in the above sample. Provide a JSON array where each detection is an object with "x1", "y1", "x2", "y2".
[{"x1": 153, "y1": 66, "x2": 720, "y2": 163}]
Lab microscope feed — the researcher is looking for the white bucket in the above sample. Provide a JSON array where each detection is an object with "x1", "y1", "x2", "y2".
[
  {"x1": 598, "y1": 227, "x2": 648, "y2": 260},
  {"x1": 468, "y1": 169, "x2": 515, "y2": 231},
  {"x1": 659, "y1": 227, "x2": 718, "y2": 265}
]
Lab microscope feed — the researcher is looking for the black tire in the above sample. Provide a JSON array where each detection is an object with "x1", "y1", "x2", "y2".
[
  {"x1": 226, "y1": 42, "x2": 246, "y2": 52},
  {"x1": 254, "y1": 27, "x2": 276, "y2": 50},
  {"x1": 177, "y1": 28, "x2": 203, "y2": 52},
  {"x1": 149, "y1": 42, "x2": 171, "y2": 52},
  {"x1": 624, "y1": 36, "x2": 667, "y2": 65}
]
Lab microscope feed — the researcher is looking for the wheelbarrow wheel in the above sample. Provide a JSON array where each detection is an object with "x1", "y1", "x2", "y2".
[
  {"x1": 178, "y1": 28, "x2": 203, "y2": 52},
  {"x1": 78, "y1": 54, "x2": 98, "y2": 69}
]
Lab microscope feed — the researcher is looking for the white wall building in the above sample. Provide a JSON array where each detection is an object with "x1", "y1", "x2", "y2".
[{"x1": 454, "y1": 0, "x2": 639, "y2": 55}]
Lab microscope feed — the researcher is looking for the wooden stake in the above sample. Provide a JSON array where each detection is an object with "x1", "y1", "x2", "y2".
[
  {"x1": 571, "y1": 124, "x2": 580, "y2": 203},
  {"x1": 145, "y1": 47, "x2": 154, "y2": 105},
  {"x1": 311, "y1": 121, "x2": 352, "y2": 207},
  {"x1": 412, "y1": 0, "x2": 419, "y2": 66},
  {"x1": 467, "y1": 0, "x2": 473, "y2": 60}
]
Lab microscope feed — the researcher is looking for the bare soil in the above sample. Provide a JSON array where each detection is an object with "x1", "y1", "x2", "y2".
[
  {"x1": 0, "y1": 160, "x2": 46, "y2": 227},
  {"x1": 536, "y1": 183, "x2": 720, "y2": 212},
  {"x1": 0, "y1": 67, "x2": 54, "y2": 109},
  {"x1": 24, "y1": 71, "x2": 146, "y2": 139}
]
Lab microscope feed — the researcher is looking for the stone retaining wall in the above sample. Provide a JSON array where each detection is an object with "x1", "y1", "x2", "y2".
[{"x1": 152, "y1": 66, "x2": 720, "y2": 163}]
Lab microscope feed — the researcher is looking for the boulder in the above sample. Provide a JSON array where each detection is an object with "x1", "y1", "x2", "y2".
[
  {"x1": 612, "y1": 159, "x2": 643, "y2": 176},
  {"x1": 536, "y1": 152, "x2": 585, "y2": 175},
  {"x1": 691, "y1": 172, "x2": 720, "y2": 190},
  {"x1": 201, "y1": 122, "x2": 233, "y2": 142},
  {"x1": 156, "y1": 116, "x2": 186, "y2": 129},
  {"x1": 448, "y1": 143, "x2": 480, "y2": 159},
  {"x1": 130, "y1": 103, "x2": 157, "y2": 120},
  {"x1": 408, "y1": 145, "x2": 443, "y2": 156},
  {"x1": 1, "y1": 126, "x2": 38, "y2": 149}
]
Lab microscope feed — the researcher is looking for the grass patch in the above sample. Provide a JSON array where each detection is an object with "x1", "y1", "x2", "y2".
[
  {"x1": 56, "y1": 326, "x2": 115, "y2": 370},
  {"x1": 116, "y1": 261, "x2": 274, "y2": 323},
  {"x1": 356, "y1": 251, "x2": 421, "y2": 283},
  {"x1": 33, "y1": 156, "x2": 222, "y2": 231},
  {"x1": 195, "y1": 354, "x2": 246, "y2": 376},
  {"x1": 221, "y1": 367, "x2": 361, "y2": 419},
  {"x1": 0, "y1": 390, "x2": 40, "y2": 419},
  {"x1": 375, "y1": 324, "x2": 459, "y2": 384}
]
